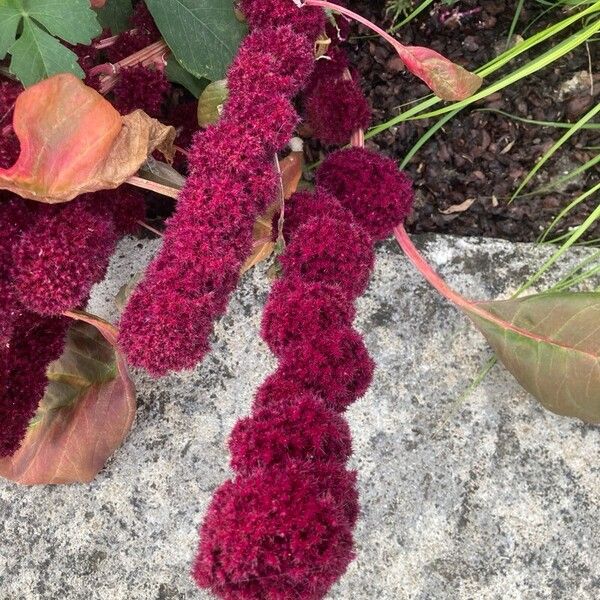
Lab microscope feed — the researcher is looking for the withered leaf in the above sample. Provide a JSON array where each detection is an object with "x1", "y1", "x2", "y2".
[{"x1": 0, "y1": 73, "x2": 175, "y2": 203}]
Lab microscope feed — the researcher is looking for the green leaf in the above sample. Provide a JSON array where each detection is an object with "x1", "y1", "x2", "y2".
[
  {"x1": 197, "y1": 79, "x2": 228, "y2": 126},
  {"x1": 0, "y1": 6, "x2": 20, "y2": 59},
  {"x1": 466, "y1": 292, "x2": 600, "y2": 423},
  {"x1": 21, "y1": 0, "x2": 101, "y2": 45},
  {"x1": 165, "y1": 54, "x2": 209, "y2": 98},
  {"x1": 9, "y1": 20, "x2": 85, "y2": 86},
  {"x1": 95, "y1": 0, "x2": 133, "y2": 34},
  {"x1": 145, "y1": 0, "x2": 246, "y2": 81}
]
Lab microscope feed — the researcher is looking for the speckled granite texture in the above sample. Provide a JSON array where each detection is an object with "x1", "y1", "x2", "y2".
[{"x1": 1, "y1": 235, "x2": 599, "y2": 600}]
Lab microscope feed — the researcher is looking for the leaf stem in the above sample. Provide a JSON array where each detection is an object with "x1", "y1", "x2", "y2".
[
  {"x1": 126, "y1": 175, "x2": 179, "y2": 198},
  {"x1": 393, "y1": 223, "x2": 475, "y2": 312}
]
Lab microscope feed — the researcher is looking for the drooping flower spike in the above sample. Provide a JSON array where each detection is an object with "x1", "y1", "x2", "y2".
[{"x1": 118, "y1": 5, "x2": 323, "y2": 375}]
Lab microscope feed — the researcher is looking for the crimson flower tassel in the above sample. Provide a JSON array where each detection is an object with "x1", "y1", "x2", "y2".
[
  {"x1": 118, "y1": 2, "x2": 324, "y2": 375},
  {"x1": 193, "y1": 148, "x2": 413, "y2": 598}
]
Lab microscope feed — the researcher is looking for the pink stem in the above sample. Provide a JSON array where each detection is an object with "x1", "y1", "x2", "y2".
[
  {"x1": 305, "y1": 0, "x2": 403, "y2": 51},
  {"x1": 393, "y1": 223, "x2": 475, "y2": 312}
]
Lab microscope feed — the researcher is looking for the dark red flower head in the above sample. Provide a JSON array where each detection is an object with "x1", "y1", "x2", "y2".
[
  {"x1": 305, "y1": 77, "x2": 371, "y2": 145},
  {"x1": 317, "y1": 147, "x2": 415, "y2": 240},
  {"x1": 112, "y1": 65, "x2": 171, "y2": 118},
  {"x1": 277, "y1": 188, "x2": 353, "y2": 243},
  {"x1": 12, "y1": 199, "x2": 117, "y2": 316},
  {"x1": 280, "y1": 215, "x2": 375, "y2": 300},
  {"x1": 229, "y1": 394, "x2": 352, "y2": 474},
  {"x1": 276, "y1": 326, "x2": 375, "y2": 412},
  {"x1": 261, "y1": 277, "x2": 355, "y2": 356},
  {"x1": 240, "y1": 0, "x2": 326, "y2": 39},
  {"x1": 193, "y1": 462, "x2": 355, "y2": 599}
]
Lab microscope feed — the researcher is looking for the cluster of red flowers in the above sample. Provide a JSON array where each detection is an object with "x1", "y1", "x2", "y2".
[
  {"x1": 118, "y1": 0, "x2": 325, "y2": 375},
  {"x1": 194, "y1": 145, "x2": 413, "y2": 598},
  {"x1": 0, "y1": 81, "x2": 145, "y2": 457}
]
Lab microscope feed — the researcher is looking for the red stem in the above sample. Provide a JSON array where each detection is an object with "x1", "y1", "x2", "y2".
[{"x1": 393, "y1": 223, "x2": 475, "y2": 312}]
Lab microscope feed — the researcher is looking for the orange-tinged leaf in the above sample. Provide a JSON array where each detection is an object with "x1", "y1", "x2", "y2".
[
  {"x1": 240, "y1": 151, "x2": 304, "y2": 273},
  {"x1": 395, "y1": 45, "x2": 482, "y2": 101},
  {"x1": 280, "y1": 149, "x2": 304, "y2": 200},
  {"x1": 0, "y1": 73, "x2": 175, "y2": 203},
  {"x1": 0, "y1": 312, "x2": 136, "y2": 485}
]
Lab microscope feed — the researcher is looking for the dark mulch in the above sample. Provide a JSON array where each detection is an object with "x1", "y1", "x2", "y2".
[{"x1": 338, "y1": 0, "x2": 600, "y2": 242}]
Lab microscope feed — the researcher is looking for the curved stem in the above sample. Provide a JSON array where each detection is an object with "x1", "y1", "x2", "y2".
[
  {"x1": 305, "y1": 0, "x2": 401, "y2": 49},
  {"x1": 393, "y1": 223, "x2": 475, "y2": 312}
]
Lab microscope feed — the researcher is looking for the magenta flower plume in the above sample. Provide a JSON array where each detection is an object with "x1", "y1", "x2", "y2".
[
  {"x1": 261, "y1": 277, "x2": 355, "y2": 356},
  {"x1": 305, "y1": 77, "x2": 371, "y2": 145},
  {"x1": 112, "y1": 65, "x2": 171, "y2": 118},
  {"x1": 12, "y1": 198, "x2": 117, "y2": 316},
  {"x1": 281, "y1": 215, "x2": 375, "y2": 300},
  {"x1": 240, "y1": 0, "x2": 326, "y2": 38},
  {"x1": 193, "y1": 463, "x2": 356, "y2": 600},
  {"x1": 120, "y1": 15, "x2": 321, "y2": 374},
  {"x1": 276, "y1": 188, "x2": 353, "y2": 242},
  {"x1": 229, "y1": 394, "x2": 352, "y2": 474},
  {"x1": 196, "y1": 177, "x2": 383, "y2": 597},
  {"x1": 0, "y1": 312, "x2": 68, "y2": 457},
  {"x1": 317, "y1": 147, "x2": 415, "y2": 240},
  {"x1": 0, "y1": 195, "x2": 35, "y2": 340},
  {"x1": 277, "y1": 326, "x2": 375, "y2": 412}
]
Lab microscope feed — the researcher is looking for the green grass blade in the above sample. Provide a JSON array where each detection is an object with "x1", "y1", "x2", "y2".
[
  {"x1": 538, "y1": 181, "x2": 600, "y2": 242},
  {"x1": 511, "y1": 102, "x2": 600, "y2": 200}
]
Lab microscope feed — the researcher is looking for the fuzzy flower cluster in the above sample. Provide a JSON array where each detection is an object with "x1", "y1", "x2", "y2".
[
  {"x1": 194, "y1": 143, "x2": 414, "y2": 597},
  {"x1": 0, "y1": 124, "x2": 145, "y2": 456},
  {"x1": 118, "y1": 1, "x2": 323, "y2": 375},
  {"x1": 304, "y1": 44, "x2": 371, "y2": 145},
  {"x1": 0, "y1": 312, "x2": 68, "y2": 456},
  {"x1": 112, "y1": 65, "x2": 171, "y2": 118}
]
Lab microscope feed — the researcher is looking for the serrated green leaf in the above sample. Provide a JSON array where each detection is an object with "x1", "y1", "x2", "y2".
[
  {"x1": 0, "y1": 6, "x2": 20, "y2": 60},
  {"x1": 166, "y1": 55, "x2": 209, "y2": 98},
  {"x1": 9, "y1": 20, "x2": 85, "y2": 86},
  {"x1": 21, "y1": 0, "x2": 101, "y2": 45},
  {"x1": 146, "y1": 0, "x2": 246, "y2": 81},
  {"x1": 95, "y1": 0, "x2": 133, "y2": 34},
  {"x1": 466, "y1": 292, "x2": 600, "y2": 423}
]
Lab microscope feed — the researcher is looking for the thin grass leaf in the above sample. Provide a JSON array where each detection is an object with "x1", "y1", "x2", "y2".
[
  {"x1": 539, "y1": 181, "x2": 600, "y2": 242},
  {"x1": 476, "y1": 108, "x2": 600, "y2": 130},
  {"x1": 511, "y1": 102, "x2": 600, "y2": 201},
  {"x1": 366, "y1": 1, "x2": 600, "y2": 138}
]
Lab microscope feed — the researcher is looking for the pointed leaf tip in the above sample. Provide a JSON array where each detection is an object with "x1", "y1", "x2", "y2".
[{"x1": 466, "y1": 292, "x2": 600, "y2": 423}]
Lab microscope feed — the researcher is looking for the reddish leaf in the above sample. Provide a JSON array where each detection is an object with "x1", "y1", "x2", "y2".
[
  {"x1": 395, "y1": 45, "x2": 482, "y2": 101},
  {"x1": 0, "y1": 312, "x2": 136, "y2": 485},
  {"x1": 0, "y1": 73, "x2": 175, "y2": 203}
]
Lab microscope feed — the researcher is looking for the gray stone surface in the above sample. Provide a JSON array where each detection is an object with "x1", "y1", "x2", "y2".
[{"x1": 1, "y1": 234, "x2": 600, "y2": 600}]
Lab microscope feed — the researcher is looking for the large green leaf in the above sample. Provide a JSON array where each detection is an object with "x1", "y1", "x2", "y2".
[
  {"x1": 165, "y1": 55, "x2": 209, "y2": 98},
  {"x1": 9, "y1": 20, "x2": 85, "y2": 86},
  {"x1": 95, "y1": 0, "x2": 133, "y2": 34},
  {"x1": 1, "y1": 0, "x2": 101, "y2": 85},
  {"x1": 145, "y1": 0, "x2": 246, "y2": 81},
  {"x1": 21, "y1": 0, "x2": 101, "y2": 44},
  {"x1": 0, "y1": 6, "x2": 20, "y2": 59},
  {"x1": 466, "y1": 292, "x2": 600, "y2": 423}
]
